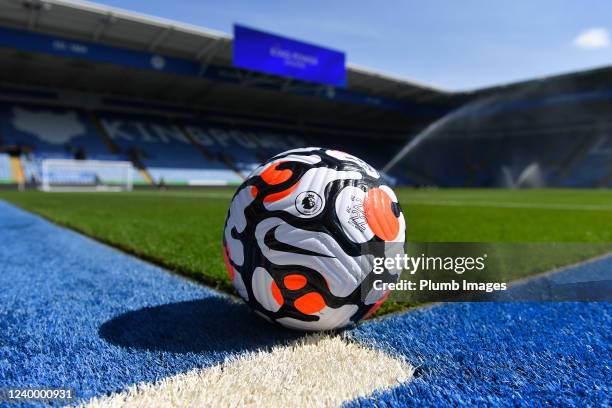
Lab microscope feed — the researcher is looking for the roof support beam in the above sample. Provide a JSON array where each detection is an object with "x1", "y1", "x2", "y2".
[
  {"x1": 92, "y1": 12, "x2": 116, "y2": 41},
  {"x1": 20, "y1": 0, "x2": 52, "y2": 30},
  {"x1": 196, "y1": 38, "x2": 229, "y2": 63},
  {"x1": 194, "y1": 40, "x2": 219, "y2": 60},
  {"x1": 27, "y1": 7, "x2": 38, "y2": 29},
  {"x1": 24, "y1": 0, "x2": 43, "y2": 30},
  {"x1": 149, "y1": 26, "x2": 173, "y2": 51}
]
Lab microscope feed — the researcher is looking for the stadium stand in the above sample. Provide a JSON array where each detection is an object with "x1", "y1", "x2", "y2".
[
  {"x1": 183, "y1": 124, "x2": 307, "y2": 177},
  {"x1": 564, "y1": 135, "x2": 612, "y2": 187},
  {"x1": 0, "y1": 103, "x2": 146, "y2": 185},
  {"x1": 0, "y1": 93, "x2": 415, "y2": 188},
  {"x1": 0, "y1": 103, "x2": 110, "y2": 158},
  {"x1": 0, "y1": 0, "x2": 610, "y2": 190},
  {"x1": 0, "y1": 0, "x2": 452, "y2": 189},
  {"x1": 403, "y1": 133, "x2": 601, "y2": 188},
  {"x1": 1, "y1": 91, "x2": 610, "y2": 189},
  {"x1": 97, "y1": 112, "x2": 243, "y2": 185},
  {"x1": 388, "y1": 89, "x2": 612, "y2": 188}
]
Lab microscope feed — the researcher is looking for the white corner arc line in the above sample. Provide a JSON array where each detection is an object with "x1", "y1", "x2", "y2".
[{"x1": 81, "y1": 335, "x2": 413, "y2": 408}]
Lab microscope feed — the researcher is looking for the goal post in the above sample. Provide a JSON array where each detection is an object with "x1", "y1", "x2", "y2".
[{"x1": 40, "y1": 159, "x2": 134, "y2": 192}]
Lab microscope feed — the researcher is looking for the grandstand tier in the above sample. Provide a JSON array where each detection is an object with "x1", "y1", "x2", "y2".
[
  {"x1": 96, "y1": 112, "x2": 244, "y2": 185},
  {"x1": 0, "y1": 103, "x2": 110, "y2": 158},
  {"x1": 0, "y1": 0, "x2": 610, "y2": 189},
  {"x1": 0, "y1": 90, "x2": 610, "y2": 188},
  {"x1": 0, "y1": 93, "x2": 414, "y2": 187}
]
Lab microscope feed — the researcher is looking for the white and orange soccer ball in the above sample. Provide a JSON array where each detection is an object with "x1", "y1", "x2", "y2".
[{"x1": 223, "y1": 148, "x2": 405, "y2": 330}]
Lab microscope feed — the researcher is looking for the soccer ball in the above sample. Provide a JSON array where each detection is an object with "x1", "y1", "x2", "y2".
[{"x1": 222, "y1": 148, "x2": 405, "y2": 330}]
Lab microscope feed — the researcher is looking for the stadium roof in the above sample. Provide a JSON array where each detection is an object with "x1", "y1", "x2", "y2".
[
  {"x1": 0, "y1": 0, "x2": 452, "y2": 105},
  {"x1": 471, "y1": 64, "x2": 612, "y2": 98},
  {"x1": 5, "y1": 0, "x2": 609, "y2": 133}
]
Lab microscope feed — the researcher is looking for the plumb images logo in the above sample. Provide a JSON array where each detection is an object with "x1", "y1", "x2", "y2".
[{"x1": 368, "y1": 251, "x2": 510, "y2": 296}]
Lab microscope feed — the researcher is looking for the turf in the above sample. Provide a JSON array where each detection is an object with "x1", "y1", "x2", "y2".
[
  {"x1": 1, "y1": 188, "x2": 611, "y2": 314},
  {"x1": 2, "y1": 200, "x2": 609, "y2": 407}
]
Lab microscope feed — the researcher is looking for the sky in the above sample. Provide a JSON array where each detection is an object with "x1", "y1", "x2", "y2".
[{"x1": 97, "y1": 0, "x2": 612, "y2": 91}]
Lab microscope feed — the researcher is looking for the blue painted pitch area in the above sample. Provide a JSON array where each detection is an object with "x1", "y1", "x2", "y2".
[
  {"x1": 349, "y1": 302, "x2": 611, "y2": 407},
  {"x1": 348, "y1": 256, "x2": 612, "y2": 406},
  {"x1": 0, "y1": 201, "x2": 301, "y2": 407},
  {"x1": 1, "y1": 200, "x2": 610, "y2": 407}
]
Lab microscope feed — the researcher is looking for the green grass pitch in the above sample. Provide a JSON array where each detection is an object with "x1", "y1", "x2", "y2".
[{"x1": 1, "y1": 188, "x2": 611, "y2": 315}]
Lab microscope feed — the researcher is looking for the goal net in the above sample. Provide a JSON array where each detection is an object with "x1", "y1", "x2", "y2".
[{"x1": 40, "y1": 159, "x2": 134, "y2": 192}]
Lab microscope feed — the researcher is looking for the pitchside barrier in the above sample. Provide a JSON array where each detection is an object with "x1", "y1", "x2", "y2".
[{"x1": 40, "y1": 159, "x2": 133, "y2": 192}]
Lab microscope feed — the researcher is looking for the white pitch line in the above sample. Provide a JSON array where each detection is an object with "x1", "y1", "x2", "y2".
[
  {"x1": 404, "y1": 199, "x2": 612, "y2": 212},
  {"x1": 81, "y1": 335, "x2": 413, "y2": 408},
  {"x1": 130, "y1": 191, "x2": 234, "y2": 199}
]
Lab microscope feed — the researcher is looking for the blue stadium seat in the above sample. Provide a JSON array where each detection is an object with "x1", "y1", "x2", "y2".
[
  {"x1": 0, "y1": 103, "x2": 150, "y2": 185},
  {"x1": 0, "y1": 103, "x2": 110, "y2": 158},
  {"x1": 0, "y1": 153, "x2": 15, "y2": 183},
  {"x1": 565, "y1": 150, "x2": 610, "y2": 187},
  {"x1": 98, "y1": 113, "x2": 242, "y2": 185},
  {"x1": 184, "y1": 124, "x2": 308, "y2": 176}
]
